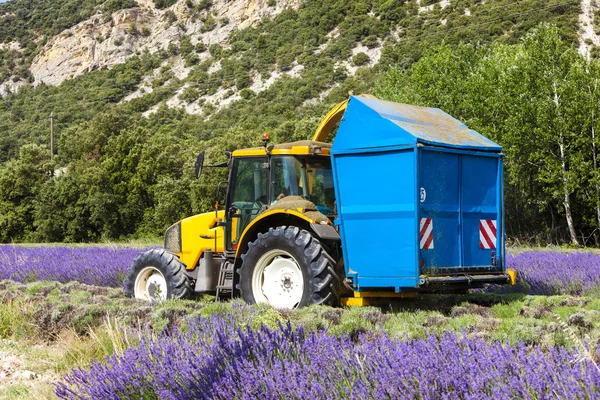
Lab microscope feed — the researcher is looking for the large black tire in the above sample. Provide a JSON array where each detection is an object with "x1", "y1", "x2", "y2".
[
  {"x1": 124, "y1": 248, "x2": 192, "y2": 301},
  {"x1": 237, "y1": 226, "x2": 339, "y2": 308}
]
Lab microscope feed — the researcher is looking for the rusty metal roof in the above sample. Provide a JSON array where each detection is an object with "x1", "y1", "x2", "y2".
[{"x1": 332, "y1": 96, "x2": 501, "y2": 152}]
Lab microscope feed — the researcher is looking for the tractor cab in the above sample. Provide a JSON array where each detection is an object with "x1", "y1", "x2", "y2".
[{"x1": 225, "y1": 140, "x2": 335, "y2": 251}]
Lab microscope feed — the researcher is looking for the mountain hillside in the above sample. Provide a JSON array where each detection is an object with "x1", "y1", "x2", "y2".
[
  {"x1": 0, "y1": 0, "x2": 583, "y2": 99},
  {"x1": 0, "y1": 0, "x2": 598, "y2": 243}
]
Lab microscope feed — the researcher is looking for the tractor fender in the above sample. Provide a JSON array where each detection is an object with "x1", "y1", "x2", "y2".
[{"x1": 234, "y1": 209, "x2": 336, "y2": 260}]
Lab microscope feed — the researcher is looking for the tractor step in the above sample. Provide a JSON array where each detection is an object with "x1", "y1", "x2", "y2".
[{"x1": 215, "y1": 260, "x2": 234, "y2": 301}]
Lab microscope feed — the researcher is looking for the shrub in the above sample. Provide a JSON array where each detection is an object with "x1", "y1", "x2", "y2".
[
  {"x1": 163, "y1": 10, "x2": 177, "y2": 25},
  {"x1": 362, "y1": 35, "x2": 379, "y2": 49},
  {"x1": 104, "y1": 0, "x2": 137, "y2": 14},
  {"x1": 195, "y1": 42, "x2": 206, "y2": 53},
  {"x1": 128, "y1": 23, "x2": 138, "y2": 36},
  {"x1": 240, "y1": 88, "x2": 256, "y2": 100},
  {"x1": 197, "y1": 0, "x2": 212, "y2": 10},
  {"x1": 179, "y1": 86, "x2": 200, "y2": 103},
  {"x1": 140, "y1": 26, "x2": 151, "y2": 37},
  {"x1": 201, "y1": 16, "x2": 217, "y2": 32},
  {"x1": 179, "y1": 35, "x2": 193, "y2": 55},
  {"x1": 153, "y1": 0, "x2": 177, "y2": 9},
  {"x1": 352, "y1": 52, "x2": 370, "y2": 66}
]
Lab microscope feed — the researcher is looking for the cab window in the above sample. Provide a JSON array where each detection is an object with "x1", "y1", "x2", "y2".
[
  {"x1": 270, "y1": 156, "x2": 307, "y2": 203},
  {"x1": 306, "y1": 159, "x2": 336, "y2": 215},
  {"x1": 227, "y1": 157, "x2": 267, "y2": 249}
]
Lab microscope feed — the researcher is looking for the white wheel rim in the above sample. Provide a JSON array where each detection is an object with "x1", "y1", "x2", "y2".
[
  {"x1": 252, "y1": 249, "x2": 303, "y2": 309},
  {"x1": 134, "y1": 266, "x2": 167, "y2": 301}
]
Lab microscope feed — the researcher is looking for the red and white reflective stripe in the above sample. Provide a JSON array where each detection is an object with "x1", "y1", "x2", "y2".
[
  {"x1": 480, "y1": 220, "x2": 497, "y2": 249},
  {"x1": 419, "y1": 218, "x2": 434, "y2": 249}
]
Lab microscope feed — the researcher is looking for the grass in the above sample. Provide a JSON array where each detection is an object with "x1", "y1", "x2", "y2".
[{"x1": 3, "y1": 280, "x2": 598, "y2": 348}]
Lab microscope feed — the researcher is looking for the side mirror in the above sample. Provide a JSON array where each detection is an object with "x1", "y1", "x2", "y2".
[{"x1": 194, "y1": 151, "x2": 205, "y2": 178}]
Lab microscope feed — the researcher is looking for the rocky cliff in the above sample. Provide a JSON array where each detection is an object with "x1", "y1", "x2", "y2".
[{"x1": 30, "y1": 0, "x2": 301, "y2": 86}]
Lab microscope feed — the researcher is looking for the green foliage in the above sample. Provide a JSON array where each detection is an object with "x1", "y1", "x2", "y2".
[
  {"x1": 179, "y1": 35, "x2": 194, "y2": 55},
  {"x1": 163, "y1": 10, "x2": 177, "y2": 25},
  {"x1": 128, "y1": 22, "x2": 139, "y2": 36},
  {"x1": 201, "y1": 15, "x2": 217, "y2": 32},
  {"x1": 0, "y1": 0, "x2": 587, "y2": 242},
  {"x1": 197, "y1": 0, "x2": 211, "y2": 11},
  {"x1": 0, "y1": 144, "x2": 51, "y2": 242},
  {"x1": 140, "y1": 26, "x2": 152, "y2": 37},
  {"x1": 153, "y1": 0, "x2": 177, "y2": 9},
  {"x1": 352, "y1": 52, "x2": 370, "y2": 66},
  {"x1": 104, "y1": 0, "x2": 137, "y2": 15},
  {"x1": 375, "y1": 24, "x2": 600, "y2": 244},
  {"x1": 0, "y1": 0, "x2": 98, "y2": 45}
]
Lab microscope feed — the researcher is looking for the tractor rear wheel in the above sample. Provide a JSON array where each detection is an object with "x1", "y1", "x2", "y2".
[
  {"x1": 124, "y1": 248, "x2": 192, "y2": 301},
  {"x1": 237, "y1": 226, "x2": 339, "y2": 308}
]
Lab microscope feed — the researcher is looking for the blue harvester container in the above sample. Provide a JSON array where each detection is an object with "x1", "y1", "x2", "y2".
[{"x1": 331, "y1": 96, "x2": 508, "y2": 292}]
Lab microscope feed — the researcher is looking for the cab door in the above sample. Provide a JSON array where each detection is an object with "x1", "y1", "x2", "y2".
[{"x1": 225, "y1": 157, "x2": 268, "y2": 251}]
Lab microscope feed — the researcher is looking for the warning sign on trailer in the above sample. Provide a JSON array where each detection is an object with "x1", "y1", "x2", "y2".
[
  {"x1": 480, "y1": 220, "x2": 497, "y2": 249},
  {"x1": 420, "y1": 218, "x2": 434, "y2": 249}
]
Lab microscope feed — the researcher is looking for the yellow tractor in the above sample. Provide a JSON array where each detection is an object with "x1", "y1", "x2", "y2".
[{"x1": 125, "y1": 96, "x2": 515, "y2": 308}]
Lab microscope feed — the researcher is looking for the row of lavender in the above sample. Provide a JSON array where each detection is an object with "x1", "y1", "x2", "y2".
[
  {"x1": 56, "y1": 311, "x2": 600, "y2": 399},
  {"x1": 0, "y1": 245, "x2": 143, "y2": 288},
  {"x1": 1, "y1": 245, "x2": 599, "y2": 295}
]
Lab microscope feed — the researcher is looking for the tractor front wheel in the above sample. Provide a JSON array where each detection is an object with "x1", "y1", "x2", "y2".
[
  {"x1": 238, "y1": 226, "x2": 339, "y2": 308},
  {"x1": 124, "y1": 248, "x2": 192, "y2": 301}
]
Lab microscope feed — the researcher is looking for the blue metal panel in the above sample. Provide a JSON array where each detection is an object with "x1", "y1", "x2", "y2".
[
  {"x1": 418, "y1": 150, "x2": 461, "y2": 270},
  {"x1": 417, "y1": 148, "x2": 502, "y2": 272},
  {"x1": 330, "y1": 96, "x2": 505, "y2": 291},
  {"x1": 461, "y1": 154, "x2": 501, "y2": 268},
  {"x1": 332, "y1": 148, "x2": 418, "y2": 290}
]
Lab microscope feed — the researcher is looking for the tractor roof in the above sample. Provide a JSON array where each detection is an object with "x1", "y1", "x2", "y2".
[{"x1": 232, "y1": 140, "x2": 331, "y2": 157}]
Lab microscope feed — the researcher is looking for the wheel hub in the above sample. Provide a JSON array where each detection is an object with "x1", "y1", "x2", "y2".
[
  {"x1": 134, "y1": 267, "x2": 167, "y2": 302},
  {"x1": 252, "y1": 250, "x2": 304, "y2": 309},
  {"x1": 282, "y1": 276, "x2": 292, "y2": 290}
]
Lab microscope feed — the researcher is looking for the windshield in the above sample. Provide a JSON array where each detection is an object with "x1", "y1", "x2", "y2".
[{"x1": 270, "y1": 156, "x2": 335, "y2": 215}]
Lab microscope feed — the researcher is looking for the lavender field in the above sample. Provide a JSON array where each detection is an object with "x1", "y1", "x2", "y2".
[
  {"x1": 57, "y1": 312, "x2": 600, "y2": 400},
  {"x1": 506, "y1": 251, "x2": 600, "y2": 296},
  {"x1": 2, "y1": 245, "x2": 600, "y2": 398},
  {"x1": 0, "y1": 245, "x2": 147, "y2": 287},
  {"x1": 1, "y1": 245, "x2": 599, "y2": 296}
]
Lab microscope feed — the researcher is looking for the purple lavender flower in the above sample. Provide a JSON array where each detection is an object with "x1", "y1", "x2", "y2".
[
  {"x1": 55, "y1": 313, "x2": 600, "y2": 399},
  {"x1": 0, "y1": 245, "x2": 147, "y2": 287},
  {"x1": 504, "y1": 251, "x2": 600, "y2": 295}
]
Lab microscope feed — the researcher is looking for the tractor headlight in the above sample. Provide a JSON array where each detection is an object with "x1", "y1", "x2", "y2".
[{"x1": 164, "y1": 221, "x2": 182, "y2": 253}]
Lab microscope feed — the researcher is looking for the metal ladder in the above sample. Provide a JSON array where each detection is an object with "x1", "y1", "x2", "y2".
[{"x1": 215, "y1": 261, "x2": 234, "y2": 301}]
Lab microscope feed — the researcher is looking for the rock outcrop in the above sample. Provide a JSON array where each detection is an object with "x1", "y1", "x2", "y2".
[{"x1": 30, "y1": 0, "x2": 301, "y2": 86}]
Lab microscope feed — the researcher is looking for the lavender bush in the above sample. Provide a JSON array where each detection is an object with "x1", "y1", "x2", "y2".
[
  {"x1": 505, "y1": 251, "x2": 600, "y2": 296},
  {"x1": 0, "y1": 245, "x2": 143, "y2": 287},
  {"x1": 56, "y1": 312, "x2": 600, "y2": 399}
]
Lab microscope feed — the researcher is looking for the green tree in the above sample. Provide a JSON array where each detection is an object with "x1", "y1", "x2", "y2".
[
  {"x1": 376, "y1": 24, "x2": 598, "y2": 245},
  {"x1": 0, "y1": 144, "x2": 51, "y2": 242}
]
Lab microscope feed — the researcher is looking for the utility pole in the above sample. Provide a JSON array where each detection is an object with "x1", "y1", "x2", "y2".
[{"x1": 50, "y1": 112, "x2": 54, "y2": 161}]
